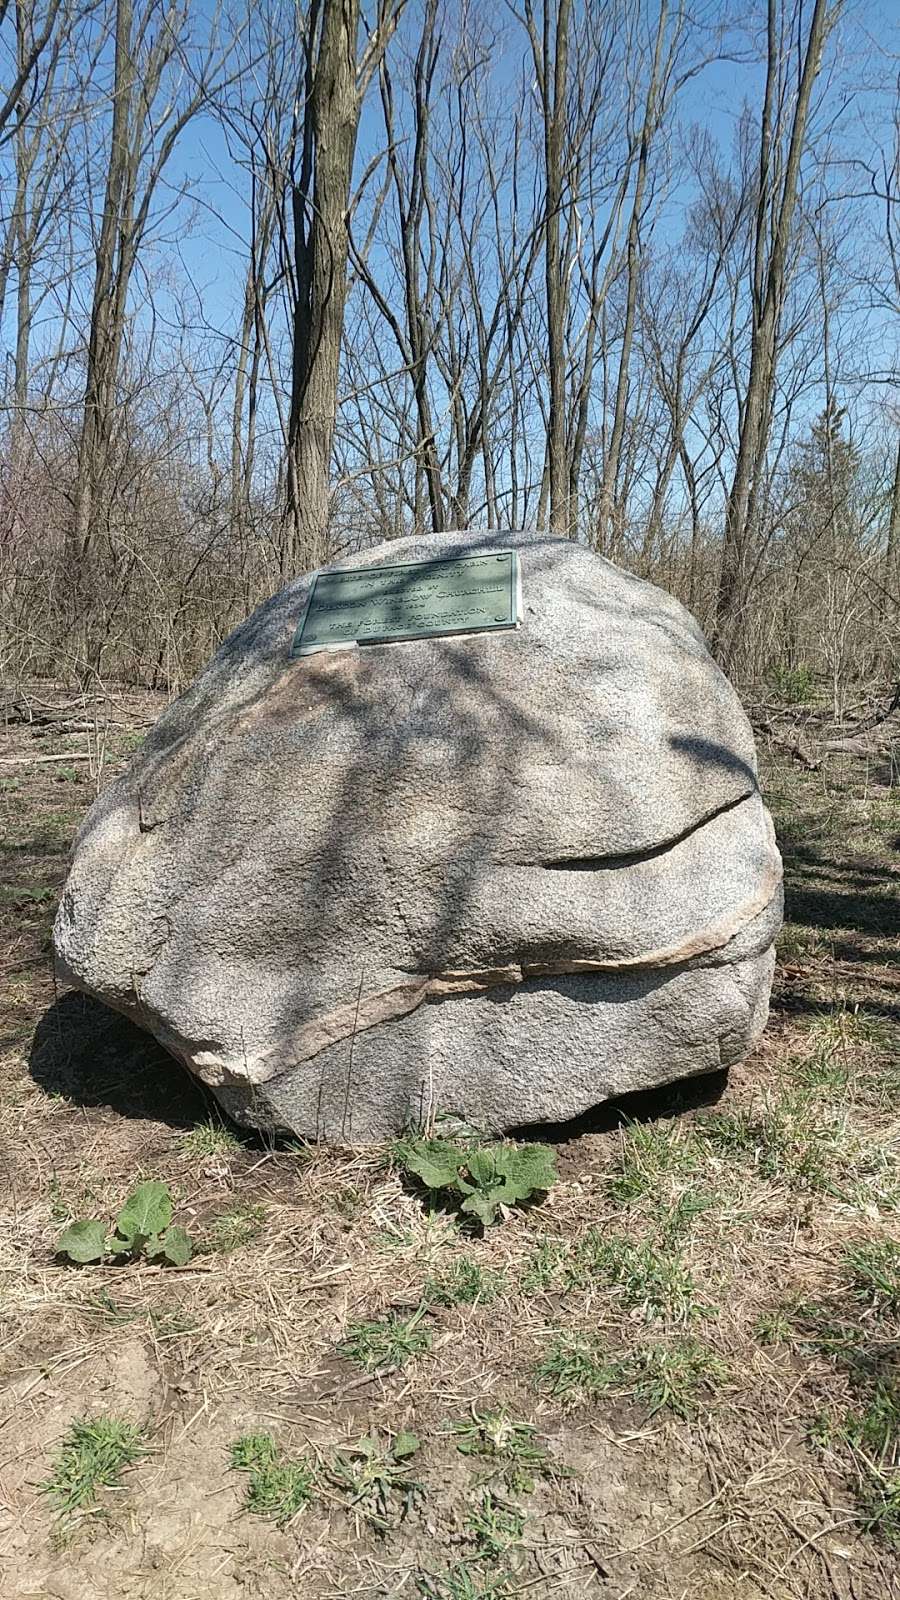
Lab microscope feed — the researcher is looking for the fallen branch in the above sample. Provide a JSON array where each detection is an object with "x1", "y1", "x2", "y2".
[{"x1": 0, "y1": 752, "x2": 93, "y2": 765}]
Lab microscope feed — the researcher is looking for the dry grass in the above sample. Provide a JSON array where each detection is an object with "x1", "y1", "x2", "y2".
[{"x1": 1, "y1": 684, "x2": 899, "y2": 1597}]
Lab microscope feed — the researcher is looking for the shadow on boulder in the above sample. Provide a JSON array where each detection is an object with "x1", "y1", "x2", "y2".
[{"x1": 29, "y1": 990, "x2": 212, "y2": 1129}]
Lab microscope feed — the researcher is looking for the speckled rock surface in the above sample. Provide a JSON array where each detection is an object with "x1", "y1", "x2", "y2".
[{"x1": 53, "y1": 530, "x2": 783, "y2": 1140}]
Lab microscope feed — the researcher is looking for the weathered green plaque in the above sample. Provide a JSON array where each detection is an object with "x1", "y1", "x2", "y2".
[{"x1": 291, "y1": 550, "x2": 520, "y2": 655}]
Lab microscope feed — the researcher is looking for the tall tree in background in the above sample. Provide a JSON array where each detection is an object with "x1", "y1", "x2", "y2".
[
  {"x1": 523, "y1": 0, "x2": 571, "y2": 534},
  {"x1": 72, "y1": 0, "x2": 228, "y2": 568},
  {"x1": 284, "y1": 0, "x2": 403, "y2": 571},
  {"x1": 713, "y1": 0, "x2": 839, "y2": 669}
]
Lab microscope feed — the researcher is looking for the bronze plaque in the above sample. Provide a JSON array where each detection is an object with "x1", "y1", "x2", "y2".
[{"x1": 292, "y1": 550, "x2": 520, "y2": 655}]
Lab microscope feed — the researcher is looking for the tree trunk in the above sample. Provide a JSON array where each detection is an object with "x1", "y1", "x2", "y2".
[
  {"x1": 534, "y1": 0, "x2": 572, "y2": 535},
  {"x1": 285, "y1": 0, "x2": 363, "y2": 573},
  {"x1": 596, "y1": 0, "x2": 668, "y2": 550},
  {"x1": 714, "y1": 0, "x2": 834, "y2": 671},
  {"x1": 72, "y1": 0, "x2": 134, "y2": 565}
]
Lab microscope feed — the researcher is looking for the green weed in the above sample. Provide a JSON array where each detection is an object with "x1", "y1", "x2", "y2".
[
  {"x1": 451, "y1": 1408, "x2": 552, "y2": 1492},
  {"x1": 42, "y1": 1416, "x2": 145, "y2": 1515},
  {"x1": 56, "y1": 1180, "x2": 192, "y2": 1266},
  {"x1": 334, "y1": 1185, "x2": 364, "y2": 1222},
  {"x1": 417, "y1": 1563, "x2": 512, "y2": 1599},
  {"x1": 535, "y1": 1334, "x2": 621, "y2": 1404},
  {"x1": 340, "y1": 1306, "x2": 431, "y2": 1371},
  {"x1": 754, "y1": 1308, "x2": 792, "y2": 1345},
  {"x1": 229, "y1": 1432, "x2": 315, "y2": 1524},
  {"x1": 796, "y1": 1303, "x2": 900, "y2": 1546},
  {"x1": 178, "y1": 1121, "x2": 242, "y2": 1159},
  {"x1": 793, "y1": 1047, "x2": 850, "y2": 1096},
  {"x1": 623, "y1": 1340, "x2": 728, "y2": 1418},
  {"x1": 327, "y1": 1431, "x2": 423, "y2": 1532},
  {"x1": 777, "y1": 922, "x2": 829, "y2": 963},
  {"x1": 844, "y1": 1241, "x2": 900, "y2": 1316},
  {"x1": 521, "y1": 1238, "x2": 567, "y2": 1292},
  {"x1": 522, "y1": 1226, "x2": 703, "y2": 1319},
  {"x1": 607, "y1": 1120, "x2": 701, "y2": 1204},
  {"x1": 204, "y1": 1203, "x2": 267, "y2": 1254},
  {"x1": 0, "y1": 882, "x2": 54, "y2": 908},
  {"x1": 802, "y1": 1006, "x2": 889, "y2": 1056},
  {"x1": 424, "y1": 1256, "x2": 505, "y2": 1307},
  {"x1": 844, "y1": 1384, "x2": 900, "y2": 1458},
  {"x1": 565, "y1": 1230, "x2": 703, "y2": 1322},
  {"x1": 536, "y1": 1334, "x2": 725, "y2": 1416},
  {"x1": 858, "y1": 1469, "x2": 900, "y2": 1546},
  {"x1": 699, "y1": 1092, "x2": 859, "y2": 1194},
  {"x1": 769, "y1": 663, "x2": 816, "y2": 704},
  {"x1": 464, "y1": 1489, "x2": 525, "y2": 1558},
  {"x1": 394, "y1": 1136, "x2": 557, "y2": 1227}
]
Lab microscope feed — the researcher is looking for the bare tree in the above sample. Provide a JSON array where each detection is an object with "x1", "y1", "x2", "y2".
[
  {"x1": 72, "y1": 0, "x2": 232, "y2": 567},
  {"x1": 1, "y1": 0, "x2": 101, "y2": 454},
  {"x1": 283, "y1": 0, "x2": 404, "y2": 572},
  {"x1": 713, "y1": 0, "x2": 840, "y2": 669},
  {"x1": 348, "y1": 3, "x2": 544, "y2": 535},
  {"x1": 522, "y1": 0, "x2": 571, "y2": 533}
]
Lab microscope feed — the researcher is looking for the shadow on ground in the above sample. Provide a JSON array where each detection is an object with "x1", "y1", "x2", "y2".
[
  {"x1": 510, "y1": 1066, "x2": 729, "y2": 1145},
  {"x1": 785, "y1": 880, "x2": 899, "y2": 941},
  {"x1": 30, "y1": 990, "x2": 213, "y2": 1129}
]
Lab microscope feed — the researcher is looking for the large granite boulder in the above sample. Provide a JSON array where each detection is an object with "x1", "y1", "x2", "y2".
[{"x1": 54, "y1": 531, "x2": 782, "y2": 1141}]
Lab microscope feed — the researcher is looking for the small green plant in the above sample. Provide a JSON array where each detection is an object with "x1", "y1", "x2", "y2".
[
  {"x1": 793, "y1": 1047, "x2": 850, "y2": 1095},
  {"x1": 564, "y1": 1231, "x2": 702, "y2": 1323},
  {"x1": 417, "y1": 1563, "x2": 512, "y2": 1599},
  {"x1": 523, "y1": 1228, "x2": 702, "y2": 1319},
  {"x1": 203, "y1": 1203, "x2": 267, "y2": 1254},
  {"x1": 42, "y1": 1416, "x2": 145, "y2": 1516},
  {"x1": 56, "y1": 1181, "x2": 192, "y2": 1266},
  {"x1": 424, "y1": 1256, "x2": 505, "y2": 1307},
  {"x1": 229, "y1": 1432, "x2": 315, "y2": 1524},
  {"x1": 754, "y1": 1308, "x2": 792, "y2": 1346},
  {"x1": 535, "y1": 1334, "x2": 620, "y2": 1404},
  {"x1": 0, "y1": 881, "x2": 54, "y2": 908},
  {"x1": 521, "y1": 1238, "x2": 568, "y2": 1292},
  {"x1": 858, "y1": 1468, "x2": 900, "y2": 1546},
  {"x1": 451, "y1": 1408, "x2": 552, "y2": 1492},
  {"x1": 334, "y1": 1184, "x2": 365, "y2": 1222},
  {"x1": 769, "y1": 662, "x2": 815, "y2": 704},
  {"x1": 623, "y1": 1340, "x2": 728, "y2": 1418},
  {"x1": 607, "y1": 1120, "x2": 701, "y2": 1204},
  {"x1": 844, "y1": 1383, "x2": 900, "y2": 1457},
  {"x1": 844, "y1": 1241, "x2": 900, "y2": 1316},
  {"x1": 464, "y1": 1489, "x2": 525, "y2": 1558},
  {"x1": 536, "y1": 1334, "x2": 725, "y2": 1416},
  {"x1": 776, "y1": 922, "x2": 828, "y2": 963},
  {"x1": 340, "y1": 1306, "x2": 431, "y2": 1371},
  {"x1": 179, "y1": 1120, "x2": 242, "y2": 1159},
  {"x1": 699, "y1": 1091, "x2": 855, "y2": 1194},
  {"x1": 394, "y1": 1136, "x2": 557, "y2": 1227},
  {"x1": 809, "y1": 1409, "x2": 839, "y2": 1450},
  {"x1": 328, "y1": 1431, "x2": 423, "y2": 1531}
]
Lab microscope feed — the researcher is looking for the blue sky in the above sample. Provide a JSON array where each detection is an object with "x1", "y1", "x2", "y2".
[
  {"x1": 162, "y1": 13, "x2": 781, "y2": 342},
  {"x1": 4, "y1": 0, "x2": 897, "y2": 461}
]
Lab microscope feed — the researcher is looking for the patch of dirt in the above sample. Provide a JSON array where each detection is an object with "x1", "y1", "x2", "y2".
[{"x1": 1, "y1": 683, "x2": 899, "y2": 1598}]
